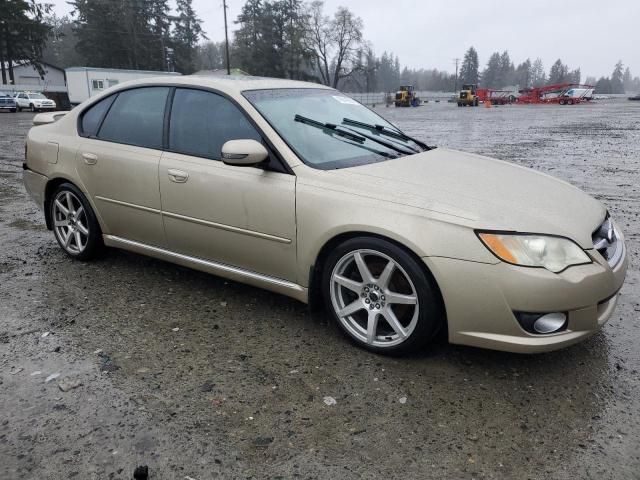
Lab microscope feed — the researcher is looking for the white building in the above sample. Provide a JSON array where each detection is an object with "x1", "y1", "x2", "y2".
[
  {"x1": 66, "y1": 67, "x2": 181, "y2": 105},
  {"x1": 1, "y1": 61, "x2": 67, "y2": 93}
]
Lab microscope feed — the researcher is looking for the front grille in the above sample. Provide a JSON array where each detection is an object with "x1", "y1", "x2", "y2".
[{"x1": 592, "y1": 214, "x2": 623, "y2": 267}]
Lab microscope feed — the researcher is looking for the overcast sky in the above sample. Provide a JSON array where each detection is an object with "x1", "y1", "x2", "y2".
[{"x1": 51, "y1": 0, "x2": 639, "y2": 79}]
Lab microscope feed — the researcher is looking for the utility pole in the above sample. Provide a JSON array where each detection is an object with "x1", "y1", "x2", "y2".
[
  {"x1": 223, "y1": 0, "x2": 231, "y2": 75},
  {"x1": 453, "y1": 58, "x2": 460, "y2": 93}
]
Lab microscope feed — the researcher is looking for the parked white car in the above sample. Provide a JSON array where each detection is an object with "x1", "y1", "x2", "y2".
[{"x1": 14, "y1": 92, "x2": 56, "y2": 112}]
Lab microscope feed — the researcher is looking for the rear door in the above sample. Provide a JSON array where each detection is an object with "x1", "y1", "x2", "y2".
[
  {"x1": 159, "y1": 88, "x2": 297, "y2": 281},
  {"x1": 76, "y1": 87, "x2": 170, "y2": 247}
]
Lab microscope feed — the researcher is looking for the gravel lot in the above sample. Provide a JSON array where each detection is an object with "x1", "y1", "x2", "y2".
[{"x1": 1, "y1": 100, "x2": 639, "y2": 480}]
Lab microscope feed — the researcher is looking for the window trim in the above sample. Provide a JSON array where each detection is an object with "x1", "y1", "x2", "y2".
[
  {"x1": 78, "y1": 92, "x2": 118, "y2": 138},
  {"x1": 75, "y1": 84, "x2": 293, "y2": 175}
]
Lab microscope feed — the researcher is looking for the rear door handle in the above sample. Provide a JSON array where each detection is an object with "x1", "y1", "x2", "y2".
[
  {"x1": 82, "y1": 152, "x2": 98, "y2": 165},
  {"x1": 168, "y1": 169, "x2": 189, "y2": 183}
]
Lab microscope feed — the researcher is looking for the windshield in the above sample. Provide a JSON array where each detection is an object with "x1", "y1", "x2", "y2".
[
  {"x1": 30, "y1": 93, "x2": 47, "y2": 99},
  {"x1": 243, "y1": 88, "x2": 423, "y2": 170}
]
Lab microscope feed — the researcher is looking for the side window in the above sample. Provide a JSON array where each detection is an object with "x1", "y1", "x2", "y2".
[
  {"x1": 98, "y1": 87, "x2": 169, "y2": 149},
  {"x1": 92, "y1": 80, "x2": 104, "y2": 90},
  {"x1": 169, "y1": 88, "x2": 261, "y2": 160},
  {"x1": 80, "y1": 94, "x2": 116, "y2": 137}
]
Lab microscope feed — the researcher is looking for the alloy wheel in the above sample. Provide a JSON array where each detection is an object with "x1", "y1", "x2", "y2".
[
  {"x1": 330, "y1": 249, "x2": 419, "y2": 348},
  {"x1": 52, "y1": 190, "x2": 90, "y2": 255}
]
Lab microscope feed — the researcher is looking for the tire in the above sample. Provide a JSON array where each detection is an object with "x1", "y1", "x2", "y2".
[
  {"x1": 568, "y1": 99, "x2": 574, "y2": 105},
  {"x1": 322, "y1": 237, "x2": 444, "y2": 355},
  {"x1": 474, "y1": 98, "x2": 479, "y2": 106},
  {"x1": 559, "y1": 99, "x2": 565, "y2": 105},
  {"x1": 17, "y1": 106, "x2": 22, "y2": 112},
  {"x1": 50, "y1": 183, "x2": 103, "y2": 261},
  {"x1": 11, "y1": 108, "x2": 16, "y2": 113},
  {"x1": 29, "y1": 104, "x2": 36, "y2": 112}
]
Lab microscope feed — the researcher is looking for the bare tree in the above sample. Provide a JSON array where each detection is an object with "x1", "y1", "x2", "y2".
[
  {"x1": 307, "y1": 1, "x2": 331, "y2": 85},
  {"x1": 306, "y1": 1, "x2": 362, "y2": 88}
]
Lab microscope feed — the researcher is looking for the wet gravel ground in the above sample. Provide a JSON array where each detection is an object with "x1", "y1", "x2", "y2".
[{"x1": 1, "y1": 100, "x2": 639, "y2": 479}]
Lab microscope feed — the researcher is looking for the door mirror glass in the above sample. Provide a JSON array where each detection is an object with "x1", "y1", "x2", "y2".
[{"x1": 221, "y1": 139, "x2": 269, "y2": 166}]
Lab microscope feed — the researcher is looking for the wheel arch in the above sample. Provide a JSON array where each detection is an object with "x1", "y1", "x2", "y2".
[
  {"x1": 307, "y1": 231, "x2": 448, "y2": 330},
  {"x1": 43, "y1": 176, "x2": 88, "y2": 230}
]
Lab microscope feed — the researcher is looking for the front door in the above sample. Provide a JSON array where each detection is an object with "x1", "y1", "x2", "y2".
[{"x1": 159, "y1": 88, "x2": 297, "y2": 281}]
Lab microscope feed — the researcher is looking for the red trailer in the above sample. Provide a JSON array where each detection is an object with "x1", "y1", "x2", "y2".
[
  {"x1": 476, "y1": 89, "x2": 517, "y2": 105},
  {"x1": 516, "y1": 83, "x2": 594, "y2": 105}
]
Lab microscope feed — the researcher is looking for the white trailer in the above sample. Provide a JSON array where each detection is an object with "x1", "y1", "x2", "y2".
[{"x1": 65, "y1": 67, "x2": 181, "y2": 105}]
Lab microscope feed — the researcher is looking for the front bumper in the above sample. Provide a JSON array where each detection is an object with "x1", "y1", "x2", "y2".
[
  {"x1": 426, "y1": 242, "x2": 628, "y2": 353},
  {"x1": 23, "y1": 167, "x2": 48, "y2": 211}
]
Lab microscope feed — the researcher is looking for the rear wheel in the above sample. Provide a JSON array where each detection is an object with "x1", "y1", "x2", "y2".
[
  {"x1": 50, "y1": 183, "x2": 103, "y2": 260},
  {"x1": 323, "y1": 237, "x2": 444, "y2": 355}
]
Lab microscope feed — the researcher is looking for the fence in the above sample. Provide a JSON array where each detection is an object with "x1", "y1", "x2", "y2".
[{"x1": 346, "y1": 91, "x2": 455, "y2": 106}]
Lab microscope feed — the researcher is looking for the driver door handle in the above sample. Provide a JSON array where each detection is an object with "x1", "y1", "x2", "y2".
[{"x1": 168, "y1": 169, "x2": 189, "y2": 183}]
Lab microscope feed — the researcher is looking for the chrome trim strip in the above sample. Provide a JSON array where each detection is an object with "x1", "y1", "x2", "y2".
[
  {"x1": 103, "y1": 235, "x2": 304, "y2": 293},
  {"x1": 162, "y1": 210, "x2": 292, "y2": 244},
  {"x1": 95, "y1": 196, "x2": 161, "y2": 214}
]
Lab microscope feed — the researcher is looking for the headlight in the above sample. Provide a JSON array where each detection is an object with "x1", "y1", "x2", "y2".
[{"x1": 477, "y1": 232, "x2": 591, "y2": 273}]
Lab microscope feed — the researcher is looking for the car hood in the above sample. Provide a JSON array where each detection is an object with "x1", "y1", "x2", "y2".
[{"x1": 323, "y1": 148, "x2": 605, "y2": 248}]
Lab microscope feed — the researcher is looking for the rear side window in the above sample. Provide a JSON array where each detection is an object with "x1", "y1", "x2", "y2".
[
  {"x1": 98, "y1": 87, "x2": 169, "y2": 149},
  {"x1": 169, "y1": 88, "x2": 261, "y2": 159},
  {"x1": 80, "y1": 94, "x2": 116, "y2": 137}
]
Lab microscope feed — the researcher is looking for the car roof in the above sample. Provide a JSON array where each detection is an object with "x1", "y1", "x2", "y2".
[{"x1": 107, "y1": 75, "x2": 334, "y2": 96}]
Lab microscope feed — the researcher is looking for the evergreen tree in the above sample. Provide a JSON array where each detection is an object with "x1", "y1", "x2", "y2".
[
  {"x1": 459, "y1": 46, "x2": 479, "y2": 85},
  {"x1": 481, "y1": 52, "x2": 501, "y2": 88},
  {"x1": 547, "y1": 59, "x2": 569, "y2": 84},
  {"x1": 0, "y1": 0, "x2": 51, "y2": 85},
  {"x1": 623, "y1": 67, "x2": 633, "y2": 92},
  {"x1": 595, "y1": 76, "x2": 612, "y2": 94},
  {"x1": 172, "y1": 0, "x2": 205, "y2": 74},
  {"x1": 498, "y1": 50, "x2": 514, "y2": 87},
  {"x1": 71, "y1": 0, "x2": 164, "y2": 70},
  {"x1": 514, "y1": 59, "x2": 532, "y2": 88},
  {"x1": 610, "y1": 61, "x2": 624, "y2": 94}
]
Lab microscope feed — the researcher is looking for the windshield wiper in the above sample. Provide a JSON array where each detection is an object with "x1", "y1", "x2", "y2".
[
  {"x1": 340, "y1": 125, "x2": 418, "y2": 155},
  {"x1": 342, "y1": 118, "x2": 432, "y2": 151},
  {"x1": 294, "y1": 114, "x2": 396, "y2": 158},
  {"x1": 295, "y1": 114, "x2": 366, "y2": 143}
]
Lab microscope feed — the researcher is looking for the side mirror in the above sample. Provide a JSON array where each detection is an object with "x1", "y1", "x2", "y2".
[{"x1": 221, "y1": 139, "x2": 269, "y2": 166}]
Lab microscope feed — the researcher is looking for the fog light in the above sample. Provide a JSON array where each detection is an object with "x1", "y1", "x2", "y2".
[
  {"x1": 533, "y1": 313, "x2": 567, "y2": 334},
  {"x1": 515, "y1": 311, "x2": 568, "y2": 334}
]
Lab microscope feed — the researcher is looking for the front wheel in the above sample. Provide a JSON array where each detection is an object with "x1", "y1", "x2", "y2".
[
  {"x1": 50, "y1": 183, "x2": 103, "y2": 260},
  {"x1": 29, "y1": 104, "x2": 36, "y2": 112},
  {"x1": 323, "y1": 237, "x2": 444, "y2": 355}
]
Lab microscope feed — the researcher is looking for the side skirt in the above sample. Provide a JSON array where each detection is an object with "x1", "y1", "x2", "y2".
[{"x1": 103, "y1": 235, "x2": 309, "y2": 304}]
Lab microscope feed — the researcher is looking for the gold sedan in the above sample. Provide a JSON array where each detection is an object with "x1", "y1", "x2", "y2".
[{"x1": 23, "y1": 77, "x2": 627, "y2": 354}]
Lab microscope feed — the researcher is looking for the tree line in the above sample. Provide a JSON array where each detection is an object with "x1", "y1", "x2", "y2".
[
  {"x1": 3, "y1": 0, "x2": 205, "y2": 78},
  {"x1": 4, "y1": 0, "x2": 640, "y2": 95},
  {"x1": 459, "y1": 46, "x2": 639, "y2": 93}
]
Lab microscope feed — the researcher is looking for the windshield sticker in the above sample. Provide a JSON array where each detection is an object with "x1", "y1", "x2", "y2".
[{"x1": 333, "y1": 95, "x2": 359, "y2": 105}]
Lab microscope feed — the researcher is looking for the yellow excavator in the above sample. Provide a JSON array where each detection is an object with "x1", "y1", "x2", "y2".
[{"x1": 394, "y1": 85, "x2": 420, "y2": 107}]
